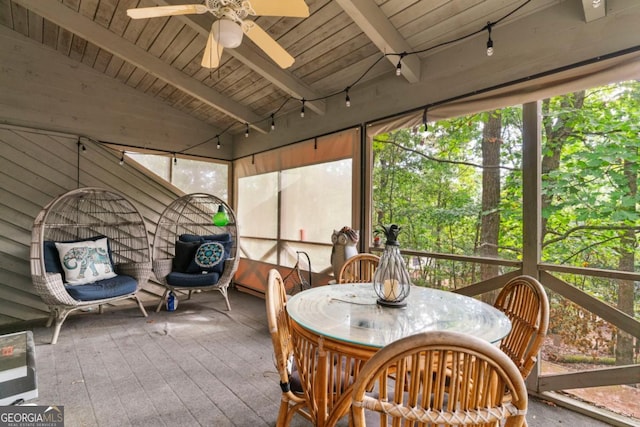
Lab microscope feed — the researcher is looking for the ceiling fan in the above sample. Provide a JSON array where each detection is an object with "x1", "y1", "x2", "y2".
[{"x1": 127, "y1": 0, "x2": 309, "y2": 69}]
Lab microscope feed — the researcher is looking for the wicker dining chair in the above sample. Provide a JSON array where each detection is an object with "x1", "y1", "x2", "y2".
[
  {"x1": 30, "y1": 187, "x2": 152, "y2": 344},
  {"x1": 266, "y1": 269, "x2": 312, "y2": 426},
  {"x1": 350, "y1": 331, "x2": 528, "y2": 427},
  {"x1": 338, "y1": 254, "x2": 380, "y2": 284},
  {"x1": 152, "y1": 193, "x2": 239, "y2": 312},
  {"x1": 494, "y1": 275, "x2": 550, "y2": 379}
]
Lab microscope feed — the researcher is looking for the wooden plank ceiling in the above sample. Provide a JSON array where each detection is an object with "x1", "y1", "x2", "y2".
[{"x1": 0, "y1": 0, "x2": 570, "y2": 139}]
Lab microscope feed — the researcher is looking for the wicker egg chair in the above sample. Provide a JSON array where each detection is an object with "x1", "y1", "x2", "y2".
[
  {"x1": 30, "y1": 187, "x2": 152, "y2": 344},
  {"x1": 152, "y1": 193, "x2": 239, "y2": 312}
]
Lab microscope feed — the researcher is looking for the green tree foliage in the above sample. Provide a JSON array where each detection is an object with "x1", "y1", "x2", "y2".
[
  {"x1": 372, "y1": 81, "x2": 639, "y2": 363},
  {"x1": 372, "y1": 110, "x2": 523, "y2": 288},
  {"x1": 541, "y1": 82, "x2": 639, "y2": 364}
]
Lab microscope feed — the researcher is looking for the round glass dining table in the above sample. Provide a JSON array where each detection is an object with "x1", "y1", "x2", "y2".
[
  {"x1": 286, "y1": 283, "x2": 512, "y2": 427},
  {"x1": 287, "y1": 282, "x2": 511, "y2": 348}
]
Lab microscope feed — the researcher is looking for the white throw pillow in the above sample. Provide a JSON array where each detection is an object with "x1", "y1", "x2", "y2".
[{"x1": 55, "y1": 237, "x2": 117, "y2": 285}]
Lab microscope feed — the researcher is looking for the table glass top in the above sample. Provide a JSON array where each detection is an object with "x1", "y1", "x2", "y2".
[{"x1": 286, "y1": 283, "x2": 511, "y2": 348}]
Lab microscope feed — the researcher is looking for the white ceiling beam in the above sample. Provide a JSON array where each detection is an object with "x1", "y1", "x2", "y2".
[
  {"x1": 334, "y1": 0, "x2": 420, "y2": 84},
  {"x1": 158, "y1": 0, "x2": 326, "y2": 115},
  {"x1": 13, "y1": 0, "x2": 268, "y2": 133},
  {"x1": 581, "y1": 0, "x2": 606, "y2": 22}
]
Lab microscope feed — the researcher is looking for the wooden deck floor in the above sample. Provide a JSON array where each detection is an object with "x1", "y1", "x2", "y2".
[{"x1": 21, "y1": 288, "x2": 619, "y2": 426}]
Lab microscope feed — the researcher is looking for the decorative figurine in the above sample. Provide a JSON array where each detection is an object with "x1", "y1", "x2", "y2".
[{"x1": 330, "y1": 226, "x2": 359, "y2": 279}]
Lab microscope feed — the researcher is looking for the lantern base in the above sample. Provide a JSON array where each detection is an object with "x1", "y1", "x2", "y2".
[{"x1": 376, "y1": 298, "x2": 407, "y2": 308}]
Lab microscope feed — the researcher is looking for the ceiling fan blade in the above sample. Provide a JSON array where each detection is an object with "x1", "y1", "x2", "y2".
[
  {"x1": 242, "y1": 22, "x2": 294, "y2": 69},
  {"x1": 201, "y1": 30, "x2": 224, "y2": 69},
  {"x1": 247, "y1": 0, "x2": 309, "y2": 18},
  {"x1": 126, "y1": 4, "x2": 208, "y2": 19}
]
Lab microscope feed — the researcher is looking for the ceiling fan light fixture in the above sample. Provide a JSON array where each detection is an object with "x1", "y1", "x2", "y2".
[{"x1": 212, "y1": 19, "x2": 243, "y2": 48}]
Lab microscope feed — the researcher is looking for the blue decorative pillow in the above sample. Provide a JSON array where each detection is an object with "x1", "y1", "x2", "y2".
[
  {"x1": 177, "y1": 234, "x2": 232, "y2": 267},
  {"x1": 179, "y1": 233, "x2": 231, "y2": 243},
  {"x1": 173, "y1": 240, "x2": 201, "y2": 273},
  {"x1": 186, "y1": 241, "x2": 227, "y2": 274}
]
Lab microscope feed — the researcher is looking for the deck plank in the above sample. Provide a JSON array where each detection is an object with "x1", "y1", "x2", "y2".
[{"x1": 25, "y1": 289, "x2": 616, "y2": 427}]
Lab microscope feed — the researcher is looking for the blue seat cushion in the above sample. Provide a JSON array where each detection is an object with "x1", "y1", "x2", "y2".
[
  {"x1": 290, "y1": 361, "x2": 303, "y2": 394},
  {"x1": 64, "y1": 274, "x2": 137, "y2": 301},
  {"x1": 166, "y1": 271, "x2": 221, "y2": 287}
]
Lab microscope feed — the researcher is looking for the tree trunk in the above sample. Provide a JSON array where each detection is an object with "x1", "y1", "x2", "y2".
[
  {"x1": 541, "y1": 92, "x2": 585, "y2": 240},
  {"x1": 615, "y1": 154, "x2": 637, "y2": 365},
  {"x1": 480, "y1": 111, "x2": 501, "y2": 302}
]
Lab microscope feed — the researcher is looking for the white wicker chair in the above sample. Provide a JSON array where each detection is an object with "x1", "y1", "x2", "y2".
[
  {"x1": 30, "y1": 187, "x2": 151, "y2": 344},
  {"x1": 152, "y1": 193, "x2": 239, "y2": 312}
]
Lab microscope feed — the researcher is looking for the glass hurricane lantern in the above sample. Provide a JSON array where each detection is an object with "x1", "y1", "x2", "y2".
[{"x1": 372, "y1": 224, "x2": 411, "y2": 307}]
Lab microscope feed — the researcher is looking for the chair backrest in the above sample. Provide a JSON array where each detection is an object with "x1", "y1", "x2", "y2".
[
  {"x1": 350, "y1": 331, "x2": 528, "y2": 427},
  {"x1": 266, "y1": 269, "x2": 294, "y2": 390},
  {"x1": 266, "y1": 269, "x2": 310, "y2": 425},
  {"x1": 31, "y1": 187, "x2": 151, "y2": 272},
  {"x1": 338, "y1": 253, "x2": 380, "y2": 284},
  {"x1": 152, "y1": 193, "x2": 238, "y2": 264},
  {"x1": 494, "y1": 275, "x2": 549, "y2": 379},
  {"x1": 30, "y1": 187, "x2": 151, "y2": 303}
]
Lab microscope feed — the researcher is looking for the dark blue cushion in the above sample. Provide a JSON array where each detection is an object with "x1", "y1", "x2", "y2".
[
  {"x1": 290, "y1": 360, "x2": 303, "y2": 394},
  {"x1": 166, "y1": 271, "x2": 221, "y2": 287},
  {"x1": 175, "y1": 234, "x2": 232, "y2": 275},
  {"x1": 179, "y1": 233, "x2": 231, "y2": 243},
  {"x1": 185, "y1": 241, "x2": 227, "y2": 275},
  {"x1": 64, "y1": 274, "x2": 137, "y2": 301},
  {"x1": 173, "y1": 240, "x2": 201, "y2": 273},
  {"x1": 44, "y1": 236, "x2": 114, "y2": 276},
  {"x1": 178, "y1": 234, "x2": 232, "y2": 259}
]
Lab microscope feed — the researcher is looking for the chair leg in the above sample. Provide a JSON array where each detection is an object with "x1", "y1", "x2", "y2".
[
  {"x1": 155, "y1": 289, "x2": 170, "y2": 313},
  {"x1": 219, "y1": 287, "x2": 231, "y2": 311},
  {"x1": 46, "y1": 309, "x2": 55, "y2": 328},
  {"x1": 276, "y1": 399, "x2": 289, "y2": 427},
  {"x1": 50, "y1": 308, "x2": 71, "y2": 345},
  {"x1": 134, "y1": 295, "x2": 148, "y2": 317}
]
